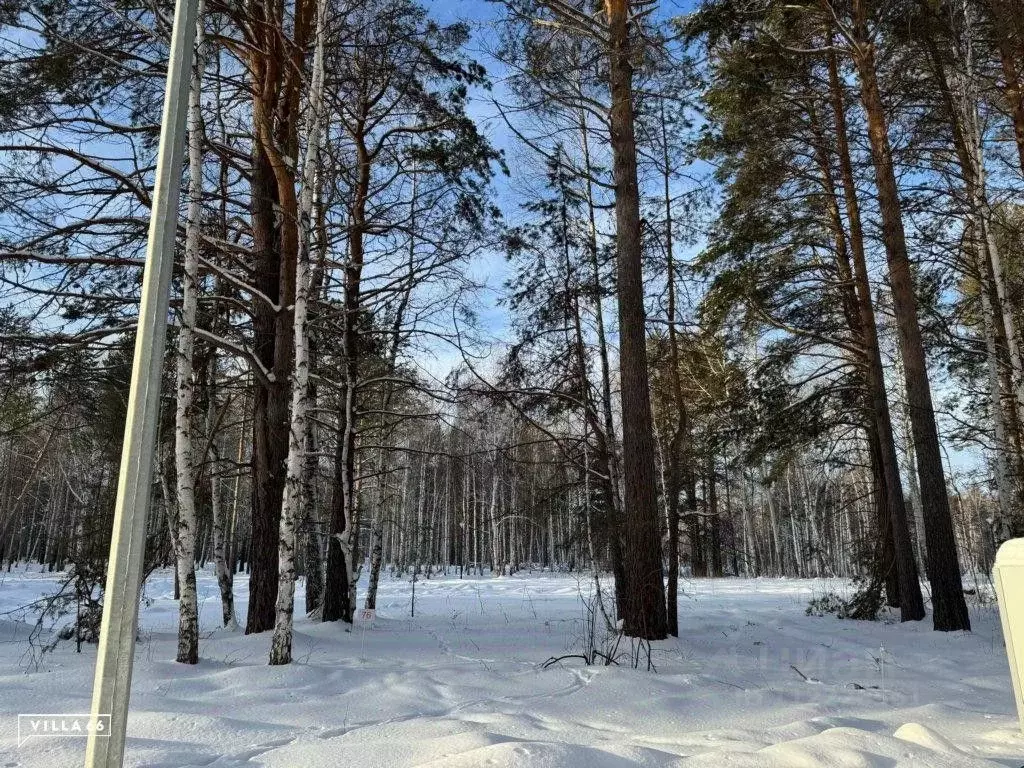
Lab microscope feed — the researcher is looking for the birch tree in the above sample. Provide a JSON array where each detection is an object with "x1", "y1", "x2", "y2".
[
  {"x1": 172, "y1": 1, "x2": 207, "y2": 665},
  {"x1": 269, "y1": 0, "x2": 328, "y2": 666}
]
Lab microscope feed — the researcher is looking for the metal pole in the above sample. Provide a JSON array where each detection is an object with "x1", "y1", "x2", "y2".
[{"x1": 85, "y1": 0, "x2": 199, "y2": 765}]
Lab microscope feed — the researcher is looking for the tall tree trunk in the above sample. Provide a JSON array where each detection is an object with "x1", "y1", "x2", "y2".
[
  {"x1": 246, "y1": 118, "x2": 288, "y2": 634},
  {"x1": 242, "y1": 0, "x2": 311, "y2": 635},
  {"x1": 302, "y1": 167, "x2": 328, "y2": 616},
  {"x1": 270, "y1": 0, "x2": 326, "y2": 664},
  {"x1": 172, "y1": 3, "x2": 206, "y2": 664},
  {"x1": 978, "y1": 239, "x2": 1017, "y2": 543},
  {"x1": 660, "y1": 98, "x2": 687, "y2": 636},
  {"x1": 850, "y1": 2, "x2": 968, "y2": 630},
  {"x1": 605, "y1": 0, "x2": 666, "y2": 640},
  {"x1": 323, "y1": 111, "x2": 371, "y2": 622},
  {"x1": 270, "y1": 48, "x2": 321, "y2": 658},
  {"x1": 820, "y1": 50, "x2": 922, "y2": 615},
  {"x1": 365, "y1": 166, "x2": 419, "y2": 606}
]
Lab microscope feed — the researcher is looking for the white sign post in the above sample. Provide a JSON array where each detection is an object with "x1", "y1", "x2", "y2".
[
  {"x1": 84, "y1": 0, "x2": 200, "y2": 766},
  {"x1": 994, "y1": 538, "x2": 1024, "y2": 733}
]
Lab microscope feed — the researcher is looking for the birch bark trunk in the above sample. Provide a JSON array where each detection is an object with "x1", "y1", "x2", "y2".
[
  {"x1": 269, "y1": 0, "x2": 327, "y2": 664},
  {"x1": 172, "y1": 1, "x2": 206, "y2": 665},
  {"x1": 489, "y1": 459, "x2": 501, "y2": 576}
]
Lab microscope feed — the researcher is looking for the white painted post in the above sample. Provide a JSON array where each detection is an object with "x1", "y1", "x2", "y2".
[
  {"x1": 994, "y1": 538, "x2": 1024, "y2": 733},
  {"x1": 84, "y1": 0, "x2": 200, "y2": 765}
]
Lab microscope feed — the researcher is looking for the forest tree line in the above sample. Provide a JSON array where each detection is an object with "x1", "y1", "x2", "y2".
[{"x1": 0, "y1": 0, "x2": 1022, "y2": 663}]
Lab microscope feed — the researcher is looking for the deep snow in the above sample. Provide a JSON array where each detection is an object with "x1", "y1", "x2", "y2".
[{"x1": 0, "y1": 567, "x2": 1022, "y2": 767}]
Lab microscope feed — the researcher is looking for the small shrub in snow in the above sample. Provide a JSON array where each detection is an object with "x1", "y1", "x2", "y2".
[
  {"x1": 806, "y1": 591, "x2": 848, "y2": 618},
  {"x1": 806, "y1": 579, "x2": 885, "y2": 621},
  {"x1": 842, "y1": 577, "x2": 885, "y2": 621}
]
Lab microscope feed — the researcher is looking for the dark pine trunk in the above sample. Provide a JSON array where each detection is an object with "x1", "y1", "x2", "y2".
[
  {"x1": 245, "y1": 141, "x2": 290, "y2": 635},
  {"x1": 241, "y1": 1, "x2": 309, "y2": 634},
  {"x1": 851, "y1": 3, "x2": 968, "y2": 630},
  {"x1": 606, "y1": 0, "x2": 667, "y2": 640},
  {"x1": 827, "y1": 43, "x2": 925, "y2": 621}
]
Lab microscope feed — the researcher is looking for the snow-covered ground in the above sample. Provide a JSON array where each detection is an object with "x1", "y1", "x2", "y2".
[{"x1": 0, "y1": 567, "x2": 1021, "y2": 767}]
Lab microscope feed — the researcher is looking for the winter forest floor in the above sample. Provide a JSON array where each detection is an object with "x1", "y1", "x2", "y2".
[{"x1": 0, "y1": 569, "x2": 1022, "y2": 767}]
